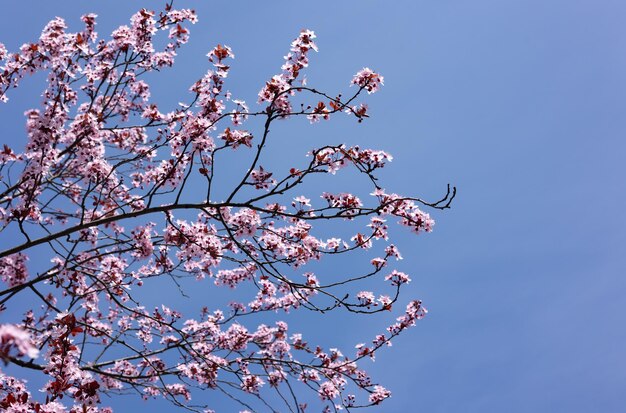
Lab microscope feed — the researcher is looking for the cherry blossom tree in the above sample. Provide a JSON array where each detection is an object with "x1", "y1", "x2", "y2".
[{"x1": 0, "y1": 5, "x2": 454, "y2": 413}]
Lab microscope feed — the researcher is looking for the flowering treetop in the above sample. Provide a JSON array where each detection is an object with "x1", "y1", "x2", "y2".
[{"x1": 0, "y1": 5, "x2": 454, "y2": 413}]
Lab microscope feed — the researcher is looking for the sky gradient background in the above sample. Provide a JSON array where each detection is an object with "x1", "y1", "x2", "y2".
[{"x1": 1, "y1": 1, "x2": 625, "y2": 412}]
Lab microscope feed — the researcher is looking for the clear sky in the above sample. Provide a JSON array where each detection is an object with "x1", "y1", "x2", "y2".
[{"x1": 1, "y1": 1, "x2": 625, "y2": 412}]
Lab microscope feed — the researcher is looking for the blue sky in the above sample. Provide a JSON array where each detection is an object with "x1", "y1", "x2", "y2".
[{"x1": 1, "y1": 1, "x2": 625, "y2": 412}]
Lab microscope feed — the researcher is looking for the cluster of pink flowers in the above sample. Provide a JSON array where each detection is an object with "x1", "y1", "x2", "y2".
[
  {"x1": 385, "y1": 269, "x2": 412, "y2": 286},
  {"x1": 219, "y1": 127, "x2": 253, "y2": 149},
  {"x1": 322, "y1": 192, "x2": 363, "y2": 216},
  {"x1": 248, "y1": 166, "x2": 276, "y2": 190},
  {"x1": 214, "y1": 263, "x2": 256, "y2": 288},
  {"x1": 307, "y1": 101, "x2": 331, "y2": 123},
  {"x1": 131, "y1": 223, "x2": 156, "y2": 259},
  {"x1": 388, "y1": 300, "x2": 428, "y2": 335},
  {"x1": 351, "y1": 67, "x2": 385, "y2": 94},
  {"x1": 164, "y1": 215, "x2": 224, "y2": 273},
  {"x1": 0, "y1": 324, "x2": 39, "y2": 360},
  {"x1": 349, "y1": 146, "x2": 394, "y2": 170},
  {"x1": 258, "y1": 30, "x2": 318, "y2": 115},
  {"x1": 0, "y1": 253, "x2": 28, "y2": 287},
  {"x1": 311, "y1": 145, "x2": 393, "y2": 175},
  {"x1": 230, "y1": 99, "x2": 249, "y2": 125},
  {"x1": 372, "y1": 188, "x2": 436, "y2": 234},
  {"x1": 259, "y1": 219, "x2": 323, "y2": 266},
  {"x1": 368, "y1": 385, "x2": 392, "y2": 404}
]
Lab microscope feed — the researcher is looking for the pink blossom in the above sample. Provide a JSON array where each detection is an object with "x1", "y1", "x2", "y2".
[
  {"x1": 351, "y1": 67, "x2": 384, "y2": 93},
  {"x1": 357, "y1": 291, "x2": 376, "y2": 307},
  {"x1": 369, "y1": 385, "x2": 391, "y2": 404},
  {"x1": 385, "y1": 270, "x2": 412, "y2": 286},
  {"x1": 219, "y1": 127, "x2": 253, "y2": 148},
  {"x1": 166, "y1": 383, "x2": 191, "y2": 401},
  {"x1": 249, "y1": 166, "x2": 276, "y2": 190},
  {"x1": 39, "y1": 401, "x2": 69, "y2": 413},
  {"x1": 0, "y1": 324, "x2": 39, "y2": 359},
  {"x1": 385, "y1": 244, "x2": 403, "y2": 260},
  {"x1": 318, "y1": 381, "x2": 340, "y2": 401},
  {"x1": 131, "y1": 223, "x2": 156, "y2": 259},
  {"x1": 0, "y1": 253, "x2": 28, "y2": 287},
  {"x1": 241, "y1": 374, "x2": 265, "y2": 393},
  {"x1": 293, "y1": 195, "x2": 311, "y2": 207}
]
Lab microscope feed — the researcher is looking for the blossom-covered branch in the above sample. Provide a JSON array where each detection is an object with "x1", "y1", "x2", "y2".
[{"x1": 0, "y1": 6, "x2": 454, "y2": 413}]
